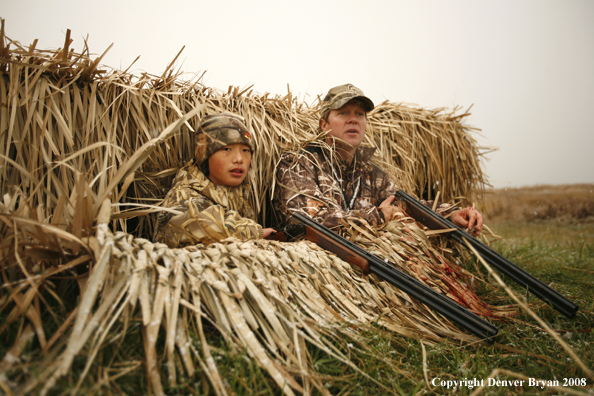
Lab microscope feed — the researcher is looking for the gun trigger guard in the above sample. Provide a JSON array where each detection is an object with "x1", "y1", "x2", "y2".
[{"x1": 283, "y1": 214, "x2": 307, "y2": 241}]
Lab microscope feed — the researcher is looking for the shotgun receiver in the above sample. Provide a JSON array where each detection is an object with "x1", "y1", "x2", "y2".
[
  {"x1": 394, "y1": 189, "x2": 579, "y2": 319},
  {"x1": 277, "y1": 211, "x2": 498, "y2": 340}
]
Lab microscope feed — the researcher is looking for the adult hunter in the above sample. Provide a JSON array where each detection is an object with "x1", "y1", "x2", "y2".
[{"x1": 272, "y1": 83, "x2": 483, "y2": 233}]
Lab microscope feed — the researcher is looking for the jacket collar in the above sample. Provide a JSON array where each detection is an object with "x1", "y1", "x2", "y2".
[
  {"x1": 184, "y1": 163, "x2": 251, "y2": 214},
  {"x1": 353, "y1": 146, "x2": 377, "y2": 164},
  {"x1": 334, "y1": 145, "x2": 377, "y2": 169}
]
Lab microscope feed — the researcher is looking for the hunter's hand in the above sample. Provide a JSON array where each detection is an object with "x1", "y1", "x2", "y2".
[
  {"x1": 450, "y1": 207, "x2": 483, "y2": 236},
  {"x1": 263, "y1": 228, "x2": 277, "y2": 238},
  {"x1": 379, "y1": 196, "x2": 399, "y2": 223}
]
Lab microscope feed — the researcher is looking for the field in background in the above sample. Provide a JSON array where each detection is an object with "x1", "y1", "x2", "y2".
[
  {"x1": 480, "y1": 183, "x2": 594, "y2": 275},
  {"x1": 480, "y1": 183, "x2": 594, "y2": 224},
  {"x1": 475, "y1": 184, "x2": 593, "y2": 394}
]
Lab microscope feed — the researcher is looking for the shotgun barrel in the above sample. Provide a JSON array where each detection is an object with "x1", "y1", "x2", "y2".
[{"x1": 394, "y1": 189, "x2": 579, "y2": 319}]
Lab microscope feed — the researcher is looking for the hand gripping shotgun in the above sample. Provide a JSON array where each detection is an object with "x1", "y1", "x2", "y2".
[
  {"x1": 394, "y1": 189, "x2": 579, "y2": 319},
  {"x1": 272, "y1": 211, "x2": 498, "y2": 341}
]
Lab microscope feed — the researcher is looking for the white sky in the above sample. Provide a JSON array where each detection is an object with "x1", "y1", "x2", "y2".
[{"x1": 3, "y1": 0, "x2": 594, "y2": 188}]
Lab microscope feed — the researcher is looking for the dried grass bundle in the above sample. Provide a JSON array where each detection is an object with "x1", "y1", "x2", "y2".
[
  {"x1": 0, "y1": 27, "x2": 489, "y2": 236},
  {"x1": 0, "y1": 25, "x2": 499, "y2": 394}
]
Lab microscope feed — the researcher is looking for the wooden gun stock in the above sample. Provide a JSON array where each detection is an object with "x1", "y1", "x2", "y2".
[{"x1": 303, "y1": 226, "x2": 371, "y2": 274}]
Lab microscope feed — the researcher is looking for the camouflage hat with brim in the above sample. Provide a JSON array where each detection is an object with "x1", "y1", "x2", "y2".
[
  {"x1": 194, "y1": 112, "x2": 254, "y2": 168},
  {"x1": 320, "y1": 84, "x2": 374, "y2": 118}
]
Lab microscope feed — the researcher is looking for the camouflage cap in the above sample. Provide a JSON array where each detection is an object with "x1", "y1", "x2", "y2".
[
  {"x1": 319, "y1": 84, "x2": 374, "y2": 119},
  {"x1": 194, "y1": 112, "x2": 254, "y2": 168}
]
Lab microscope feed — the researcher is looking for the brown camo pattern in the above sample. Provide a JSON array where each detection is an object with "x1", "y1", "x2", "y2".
[
  {"x1": 194, "y1": 113, "x2": 254, "y2": 168},
  {"x1": 155, "y1": 163, "x2": 262, "y2": 247},
  {"x1": 319, "y1": 83, "x2": 374, "y2": 118},
  {"x1": 273, "y1": 145, "x2": 452, "y2": 230}
]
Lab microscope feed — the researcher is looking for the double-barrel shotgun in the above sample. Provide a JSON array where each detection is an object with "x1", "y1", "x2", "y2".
[{"x1": 271, "y1": 211, "x2": 499, "y2": 341}]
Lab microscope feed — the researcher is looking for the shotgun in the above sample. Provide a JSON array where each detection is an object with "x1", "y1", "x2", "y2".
[
  {"x1": 394, "y1": 189, "x2": 579, "y2": 318},
  {"x1": 273, "y1": 211, "x2": 498, "y2": 340}
]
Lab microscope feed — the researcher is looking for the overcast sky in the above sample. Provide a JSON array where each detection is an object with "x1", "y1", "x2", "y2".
[{"x1": 4, "y1": 0, "x2": 594, "y2": 188}]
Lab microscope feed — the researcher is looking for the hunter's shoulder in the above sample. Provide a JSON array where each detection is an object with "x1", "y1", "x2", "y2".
[{"x1": 278, "y1": 146, "x2": 323, "y2": 165}]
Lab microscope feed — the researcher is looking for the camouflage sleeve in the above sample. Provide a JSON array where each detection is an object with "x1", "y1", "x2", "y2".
[
  {"x1": 158, "y1": 202, "x2": 262, "y2": 247},
  {"x1": 366, "y1": 164, "x2": 457, "y2": 218},
  {"x1": 274, "y1": 152, "x2": 383, "y2": 229},
  {"x1": 371, "y1": 165, "x2": 399, "y2": 221}
]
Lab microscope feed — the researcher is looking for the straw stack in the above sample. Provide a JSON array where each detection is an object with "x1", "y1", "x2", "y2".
[{"x1": 0, "y1": 25, "x2": 497, "y2": 394}]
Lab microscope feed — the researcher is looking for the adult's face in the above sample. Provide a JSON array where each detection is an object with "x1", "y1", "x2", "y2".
[{"x1": 320, "y1": 101, "x2": 367, "y2": 153}]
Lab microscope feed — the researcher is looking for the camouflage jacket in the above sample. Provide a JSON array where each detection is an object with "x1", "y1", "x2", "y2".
[
  {"x1": 273, "y1": 145, "x2": 452, "y2": 230},
  {"x1": 155, "y1": 163, "x2": 262, "y2": 247}
]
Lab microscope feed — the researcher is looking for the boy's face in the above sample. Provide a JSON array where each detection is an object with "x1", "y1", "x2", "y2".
[{"x1": 207, "y1": 144, "x2": 252, "y2": 186}]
